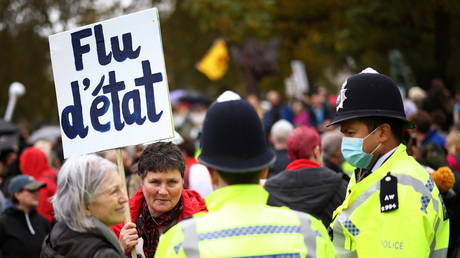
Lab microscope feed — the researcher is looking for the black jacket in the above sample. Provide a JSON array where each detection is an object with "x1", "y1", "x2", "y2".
[
  {"x1": 0, "y1": 207, "x2": 50, "y2": 258},
  {"x1": 41, "y1": 220, "x2": 125, "y2": 258},
  {"x1": 265, "y1": 166, "x2": 347, "y2": 227},
  {"x1": 268, "y1": 149, "x2": 290, "y2": 179},
  {"x1": 323, "y1": 159, "x2": 350, "y2": 182}
]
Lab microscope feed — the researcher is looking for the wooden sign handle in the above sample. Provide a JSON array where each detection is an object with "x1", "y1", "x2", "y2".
[{"x1": 115, "y1": 148, "x2": 137, "y2": 258}]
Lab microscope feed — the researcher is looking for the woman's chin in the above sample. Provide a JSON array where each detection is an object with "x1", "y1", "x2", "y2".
[
  {"x1": 103, "y1": 215, "x2": 125, "y2": 227},
  {"x1": 151, "y1": 205, "x2": 172, "y2": 216},
  {"x1": 154, "y1": 199, "x2": 169, "y2": 206}
]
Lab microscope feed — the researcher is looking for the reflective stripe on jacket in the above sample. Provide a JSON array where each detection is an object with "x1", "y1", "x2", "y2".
[
  {"x1": 155, "y1": 185, "x2": 336, "y2": 258},
  {"x1": 331, "y1": 144, "x2": 449, "y2": 258}
]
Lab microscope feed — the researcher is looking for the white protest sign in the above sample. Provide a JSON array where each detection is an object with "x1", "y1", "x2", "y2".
[
  {"x1": 285, "y1": 60, "x2": 309, "y2": 100},
  {"x1": 49, "y1": 8, "x2": 174, "y2": 158},
  {"x1": 291, "y1": 60, "x2": 309, "y2": 95}
]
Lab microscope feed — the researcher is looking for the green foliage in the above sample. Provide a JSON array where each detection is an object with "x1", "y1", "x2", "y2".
[
  {"x1": 2, "y1": 0, "x2": 460, "y2": 127},
  {"x1": 182, "y1": 0, "x2": 460, "y2": 94},
  {"x1": 0, "y1": 0, "x2": 129, "y2": 127},
  {"x1": 183, "y1": 0, "x2": 275, "y2": 42},
  {"x1": 160, "y1": 1, "x2": 243, "y2": 95}
]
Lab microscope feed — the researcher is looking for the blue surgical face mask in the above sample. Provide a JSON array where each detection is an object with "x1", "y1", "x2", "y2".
[{"x1": 341, "y1": 127, "x2": 381, "y2": 168}]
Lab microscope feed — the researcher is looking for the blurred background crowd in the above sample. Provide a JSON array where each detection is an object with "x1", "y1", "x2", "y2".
[
  {"x1": 2, "y1": 77, "x2": 460, "y2": 211},
  {"x1": 2, "y1": 0, "x2": 460, "y2": 256}
]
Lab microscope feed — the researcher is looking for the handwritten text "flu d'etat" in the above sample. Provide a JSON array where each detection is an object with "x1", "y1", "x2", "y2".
[{"x1": 61, "y1": 24, "x2": 163, "y2": 139}]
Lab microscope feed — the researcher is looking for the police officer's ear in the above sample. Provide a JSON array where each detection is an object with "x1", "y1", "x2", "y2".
[
  {"x1": 209, "y1": 168, "x2": 230, "y2": 190},
  {"x1": 260, "y1": 168, "x2": 269, "y2": 179},
  {"x1": 209, "y1": 168, "x2": 219, "y2": 186},
  {"x1": 377, "y1": 123, "x2": 392, "y2": 143}
]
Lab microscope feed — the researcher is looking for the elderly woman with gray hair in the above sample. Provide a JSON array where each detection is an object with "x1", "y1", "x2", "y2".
[{"x1": 40, "y1": 154, "x2": 128, "y2": 258}]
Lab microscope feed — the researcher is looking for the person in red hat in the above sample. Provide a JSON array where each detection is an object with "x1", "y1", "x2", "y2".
[{"x1": 19, "y1": 147, "x2": 56, "y2": 223}]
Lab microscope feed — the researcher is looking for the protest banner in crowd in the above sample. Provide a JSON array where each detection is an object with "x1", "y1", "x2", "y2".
[{"x1": 49, "y1": 8, "x2": 174, "y2": 158}]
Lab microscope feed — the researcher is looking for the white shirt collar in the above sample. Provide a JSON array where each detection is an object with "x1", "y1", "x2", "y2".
[{"x1": 371, "y1": 146, "x2": 398, "y2": 172}]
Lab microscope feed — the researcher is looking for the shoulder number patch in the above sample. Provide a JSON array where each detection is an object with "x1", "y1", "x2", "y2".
[{"x1": 380, "y1": 172, "x2": 398, "y2": 212}]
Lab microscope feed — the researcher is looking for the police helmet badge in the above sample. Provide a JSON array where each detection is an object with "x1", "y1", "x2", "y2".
[
  {"x1": 336, "y1": 81, "x2": 347, "y2": 112},
  {"x1": 336, "y1": 67, "x2": 379, "y2": 112}
]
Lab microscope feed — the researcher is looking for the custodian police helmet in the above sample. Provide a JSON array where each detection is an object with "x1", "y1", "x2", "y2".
[
  {"x1": 198, "y1": 91, "x2": 275, "y2": 173},
  {"x1": 329, "y1": 68, "x2": 413, "y2": 127}
]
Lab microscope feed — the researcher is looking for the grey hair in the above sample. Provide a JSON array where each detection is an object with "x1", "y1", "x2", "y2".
[
  {"x1": 270, "y1": 119, "x2": 294, "y2": 144},
  {"x1": 321, "y1": 130, "x2": 343, "y2": 159},
  {"x1": 52, "y1": 154, "x2": 117, "y2": 232}
]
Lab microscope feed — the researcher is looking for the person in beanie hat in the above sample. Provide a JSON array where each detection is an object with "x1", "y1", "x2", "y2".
[
  {"x1": 0, "y1": 175, "x2": 49, "y2": 258},
  {"x1": 155, "y1": 91, "x2": 335, "y2": 258},
  {"x1": 329, "y1": 68, "x2": 449, "y2": 258}
]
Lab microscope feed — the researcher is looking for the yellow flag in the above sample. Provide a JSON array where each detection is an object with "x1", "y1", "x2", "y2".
[{"x1": 196, "y1": 39, "x2": 229, "y2": 80}]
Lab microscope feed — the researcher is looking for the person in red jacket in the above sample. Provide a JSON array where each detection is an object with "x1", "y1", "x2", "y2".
[
  {"x1": 19, "y1": 147, "x2": 56, "y2": 223},
  {"x1": 111, "y1": 142, "x2": 207, "y2": 258}
]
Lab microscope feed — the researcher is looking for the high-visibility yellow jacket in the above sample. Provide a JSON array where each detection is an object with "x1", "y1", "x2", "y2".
[
  {"x1": 155, "y1": 184, "x2": 336, "y2": 258},
  {"x1": 330, "y1": 144, "x2": 449, "y2": 258}
]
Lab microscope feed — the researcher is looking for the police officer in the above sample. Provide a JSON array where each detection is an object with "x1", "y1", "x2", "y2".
[
  {"x1": 329, "y1": 68, "x2": 449, "y2": 257},
  {"x1": 155, "y1": 91, "x2": 335, "y2": 257}
]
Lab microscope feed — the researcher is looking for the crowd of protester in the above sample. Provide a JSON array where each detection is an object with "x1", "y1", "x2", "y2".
[{"x1": 1, "y1": 75, "x2": 460, "y2": 257}]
